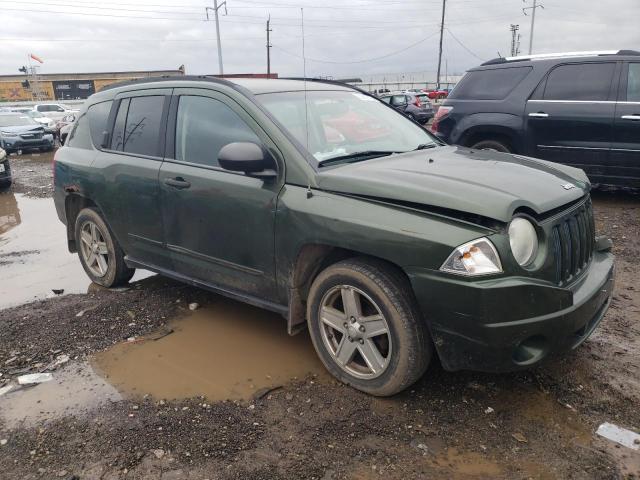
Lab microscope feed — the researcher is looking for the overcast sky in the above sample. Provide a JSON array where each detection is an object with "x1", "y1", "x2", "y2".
[{"x1": 0, "y1": 0, "x2": 638, "y2": 80}]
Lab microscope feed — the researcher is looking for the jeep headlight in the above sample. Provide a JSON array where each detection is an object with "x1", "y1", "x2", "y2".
[
  {"x1": 508, "y1": 217, "x2": 538, "y2": 266},
  {"x1": 440, "y1": 237, "x2": 502, "y2": 276}
]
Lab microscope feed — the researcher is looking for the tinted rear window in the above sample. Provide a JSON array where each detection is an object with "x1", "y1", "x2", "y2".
[
  {"x1": 543, "y1": 62, "x2": 615, "y2": 101},
  {"x1": 110, "y1": 96, "x2": 165, "y2": 156},
  {"x1": 449, "y1": 66, "x2": 532, "y2": 100},
  {"x1": 87, "y1": 100, "x2": 112, "y2": 148}
]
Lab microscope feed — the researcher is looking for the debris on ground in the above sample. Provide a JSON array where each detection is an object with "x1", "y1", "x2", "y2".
[
  {"x1": 596, "y1": 422, "x2": 640, "y2": 450},
  {"x1": 511, "y1": 432, "x2": 528, "y2": 443},
  {"x1": 52, "y1": 289, "x2": 64, "y2": 295},
  {"x1": 45, "y1": 354, "x2": 70, "y2": 371},
  {"x1": 484, "y1": 407, "x2": 494, "y2": 414},
  {"x1": 0, "y1": 384, "x2": 14, "y2": 396},
  {"x1": 188, "y1": 302, "x2": 199, "y2": 311},
  {"x1": 17, "y1": 373, "x2": 53, "y2": 385}
]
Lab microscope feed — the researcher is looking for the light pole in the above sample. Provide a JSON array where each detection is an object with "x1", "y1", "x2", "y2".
[
  {"x1": 206, "y1": 0, "x2": 227, "y2": 75},
  {"x1": 523, "y1": 0, "x2": 544, "y2": 55}
]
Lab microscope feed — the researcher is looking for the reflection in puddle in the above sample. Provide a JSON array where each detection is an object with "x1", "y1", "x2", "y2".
[
  {"x1": 0, "y1": 193, "x2": 151, "y2": 308},
  {"x1": 93, "y1": 301, "x2": 328, "y2": 401},
  {"x1": 0, "y1": 362, "x2": 121, "y2": 428}
]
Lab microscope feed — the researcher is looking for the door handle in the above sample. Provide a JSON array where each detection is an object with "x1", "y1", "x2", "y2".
[
  {"x1": 164, "y1": 177, "x2": 191, "y2": 189},
  {"x1": 621, "y1": 114, "x2": 640, "y2": 121},
  {"x1": 528, "y1": 112, "x2": 549, "y2": 118}
]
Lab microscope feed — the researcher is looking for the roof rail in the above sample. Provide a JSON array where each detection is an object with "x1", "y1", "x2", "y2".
[
  {"x1": 481, "y1": 49, "x2": 640, "y2": 66},
  {"x1": 97, "y1": 74, "x2": 236, "y2": 92}
]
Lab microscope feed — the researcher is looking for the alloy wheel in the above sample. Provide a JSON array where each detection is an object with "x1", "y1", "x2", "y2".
[
  {"x1": 79, "y1": 220, "x2": 110, "y2": 277},
  {"x1": 319, "y1": 285, "x2": 392, "y2": 379}
]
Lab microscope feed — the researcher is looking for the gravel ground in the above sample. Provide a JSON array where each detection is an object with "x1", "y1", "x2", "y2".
[
  {"x1": 0, "y1": 150, "x2": 639, "y2": 479},
  {"x1": 5, "y1": 150, "x2": 55, "y2": 198}
]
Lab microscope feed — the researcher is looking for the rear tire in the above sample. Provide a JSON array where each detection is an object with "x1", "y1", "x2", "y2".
[
  {"x1": 306, "y1": 258, "x2": 432, "y2": 396},
  {"x1": 74, "y1": 208, "x2": 134, "y2": 287},
  {"x1": 470, "y1": 139, "x2": 512, "y2": 153}
]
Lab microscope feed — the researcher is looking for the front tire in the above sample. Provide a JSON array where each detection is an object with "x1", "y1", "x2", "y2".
[
  {"x1": 307, "y1": 258, "x2": 432, "y2": 396},
  {"x1": 74, "y1": 208, "x2": 134, "y2": 287},
  {"x1": 470, "y1": 139, "x2": 512, "y2": 153}
]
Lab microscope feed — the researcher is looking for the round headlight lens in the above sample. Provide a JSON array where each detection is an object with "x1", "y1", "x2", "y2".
[{"x1": 509, "y1": 217, "x2": 538, "y2": 266}]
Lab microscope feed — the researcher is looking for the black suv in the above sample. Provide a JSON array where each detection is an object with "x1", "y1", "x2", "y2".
[{"x1": 432, "y1": 50, "x2": 640, "y2": 187}]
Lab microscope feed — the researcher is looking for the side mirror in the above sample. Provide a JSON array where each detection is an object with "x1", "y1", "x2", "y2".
[{"x1": 218, "y1": 142, "x2": 277, "y2": 179}]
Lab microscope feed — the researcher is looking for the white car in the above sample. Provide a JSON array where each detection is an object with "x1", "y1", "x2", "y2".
[
  {"x1": 11, "y1": 108, "x2": 56, "y2": 134},
  {"x1": 32, "y1": 103, "x2": 79, "y2": 121}
]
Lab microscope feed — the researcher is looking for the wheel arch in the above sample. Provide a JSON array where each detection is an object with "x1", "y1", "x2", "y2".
[
  {"x1": 64, "y1": 194, "x2": 99, "y2": 252},
  {"x1": 286, "y1": 243, "x2": 415, "y2": 335}
]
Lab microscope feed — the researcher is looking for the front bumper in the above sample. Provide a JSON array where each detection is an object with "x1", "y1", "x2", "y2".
[
  {"x1": 408, "y1": 250, "x2": 615, "y2": 372},
  {"x1": 2, "y1": 135, "x2": 53, "y2": 152}
]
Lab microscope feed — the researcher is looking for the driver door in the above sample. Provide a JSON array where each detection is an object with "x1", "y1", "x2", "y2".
[{"x1": 159, "y1": 88, "x2": 284, "y2": 301}]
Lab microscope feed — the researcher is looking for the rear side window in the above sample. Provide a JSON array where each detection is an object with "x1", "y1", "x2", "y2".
[
  {"x1": 450, "y1": 66, "x2": 531, "y2": 100},
  {"x1": 175, "y1": 95, "x2": 260, "y2": 168},
  {"x1": 543, "y1": 63, "x2": 615, "y2": 101},
  {"x1": 627, "y1": 63, "x2": 640, "y2": 102},
  {"x1": 66, "y1": 114, "x2": 92, "y2": 150},
  {"x1": 87, "y1": 100, "x2": 112, "y2": 148},
  {"x1": 110, "y1": 96, "x2": 164, "y2": 156}
]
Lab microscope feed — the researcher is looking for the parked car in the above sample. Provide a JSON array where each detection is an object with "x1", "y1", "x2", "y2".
[
  {"x1": 58, "y1": 113, "x2": 77, "y2": 145},
  {"x1": 54, "y1": 77, "x2": 613, "y2": 396},
  {"x1": 372, "y1": 88, "x2": 390, "y2": 96},
  {"x1": 10, "y1": 108, "x2": 57, "y2": 134},
  {"x1": 0, "y1": 147, "x2": 10, "y2": 190},
  {"x1": 379, "y1": 92, "x2": 434, "y2": 124},
  {"x1": 0, "y1": 113, "x2": 54, "y2": 153},
  {"x1": 425, "y1": 89, "x2": 449, "y2": 100},
  {"x1": 33, "y1": 103, "x2": 79, "y2": 122},
  {"x1": 431, "y1": 50, "x2": 640, "y2": 188}
]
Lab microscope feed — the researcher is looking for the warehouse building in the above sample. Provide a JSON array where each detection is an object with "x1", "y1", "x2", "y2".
[{"x1": 0, "y1": 69, "x2": 185, "y2": 102}]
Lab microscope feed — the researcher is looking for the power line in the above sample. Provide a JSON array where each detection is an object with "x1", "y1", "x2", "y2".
[
  {"x1": 445, "y1": 28, "x2": 484, "y2": 61},
  {"x1": 272, "y1": 30, "x2": 439, "y2": 65}
]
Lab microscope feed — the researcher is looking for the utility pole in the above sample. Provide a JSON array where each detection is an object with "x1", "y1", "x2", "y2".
[
  {"x1": 523, "y1": 0, "x2": 544, "y2": 55},
  {"x1": 510, "y1": 24, "x2": 520, "y2": 56},
  {"x1": 266, "y1": 15, "x2": 272, "y2": 76},
  {"x1": 206, "y1": 0, "x2": 227, "y2": 75},
  {"x1": 436, "y1": 0, "x2": 446, "y2": 89}
]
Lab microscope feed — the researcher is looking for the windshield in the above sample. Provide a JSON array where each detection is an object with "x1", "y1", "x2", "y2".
[
  {"x1": 256, "y1": 90, "x2": 438, "y2": 164},
  {"x1": 0, "y1": 115, "x2": 38, "y2": 127}
]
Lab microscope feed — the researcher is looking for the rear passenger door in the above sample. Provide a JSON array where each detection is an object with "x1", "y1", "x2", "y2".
[
  {"x1": 92, "y1": 89, "x2": 172, "y2": 270},
  {"x1": 611, "y1": 62, "x2": 640, "y2": 187},
  {"x1": 159, "y1": 88, "x2": 283, "y2": 301},
  {"x1": 525, "y1": 62, "x2": 617, "y2": 178}
]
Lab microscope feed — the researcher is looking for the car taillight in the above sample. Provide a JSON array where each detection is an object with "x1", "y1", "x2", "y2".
[
  {"x1": 430, "y1": 106, "x2": 453, "y2": 133},
  {"x1": 414, "y1": 98, "x2": 422, "y2": 107}
]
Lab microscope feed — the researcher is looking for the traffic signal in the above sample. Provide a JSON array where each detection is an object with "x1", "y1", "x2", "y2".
[
  {"x1": 18, "y1": 66, "x2": 27, "y2": 74},
  {"x1": 21, "y1": 80, "x2": 30, "y2": 88}
]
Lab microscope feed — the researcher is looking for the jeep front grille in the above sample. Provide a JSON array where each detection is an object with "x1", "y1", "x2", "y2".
[{"x1": 551, "y1": 199, "x2": 595, "y2": 285}]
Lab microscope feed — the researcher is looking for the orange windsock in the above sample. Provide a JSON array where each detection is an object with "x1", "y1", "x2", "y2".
[{"x1": 30, "y1": 53, "x2": 44, "y2": 64}]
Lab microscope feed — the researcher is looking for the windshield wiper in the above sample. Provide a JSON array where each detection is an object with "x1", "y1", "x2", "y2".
[
  {"x1": 414, "y1": 143, "x2": 438, "y2": 150},
  {"x1": 318, "y1": 150, "x2": 400, "y2": 166}
]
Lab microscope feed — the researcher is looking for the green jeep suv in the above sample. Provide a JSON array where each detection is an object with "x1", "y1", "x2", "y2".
[{"x1": 53, "y1": 77, "x2": 614, "y2": 396}]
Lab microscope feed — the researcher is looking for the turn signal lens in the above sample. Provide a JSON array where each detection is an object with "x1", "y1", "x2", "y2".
[{"x1": 440, "y1": 238, "x2": 502, "y2": 276}]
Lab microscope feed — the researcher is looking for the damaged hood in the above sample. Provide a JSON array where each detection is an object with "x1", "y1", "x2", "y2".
[{"x1": 315, "y1": 146, "x2": 590, "y2": 223}]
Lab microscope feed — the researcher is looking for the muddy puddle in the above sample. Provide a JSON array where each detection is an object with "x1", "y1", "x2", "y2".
[
  {"x1": 93, "y1": 301, "x2": 328, "y2": 401},
  {"x1": 0, "y1": 192, "x2": 150, "y2": 308}
]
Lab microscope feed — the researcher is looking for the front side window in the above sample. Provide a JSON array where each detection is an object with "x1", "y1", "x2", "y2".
[
  {"x1": 257, "y1": 90, "x2": 437, "y2": 164},
  {"x1": 175, "y1": 96, "x2": 260, "y2": 167},
  {"x1": 544, "y1": 63, "x2": 615, "y2": 101},
  {"x1": 114, "y1": 96, "x2": 164, "y2": 156},
  {"x1": 627, "y1": 63, "x2": 640, "y2": 102}
]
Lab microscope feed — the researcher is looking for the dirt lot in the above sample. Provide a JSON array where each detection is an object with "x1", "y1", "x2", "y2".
[{"x1": 0, "y1": 152, "x2": 639, "y2": 479}]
